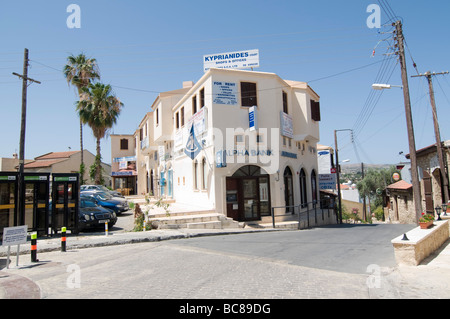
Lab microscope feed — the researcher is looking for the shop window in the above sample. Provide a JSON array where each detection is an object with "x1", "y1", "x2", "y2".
[{"x1": 240, "y1": 82, "x2": 257, "y2": 107}]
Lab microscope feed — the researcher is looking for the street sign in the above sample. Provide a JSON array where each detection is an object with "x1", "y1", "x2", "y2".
[{"x1": 2, "y1": 225, "x2": 27, "y2": 246}]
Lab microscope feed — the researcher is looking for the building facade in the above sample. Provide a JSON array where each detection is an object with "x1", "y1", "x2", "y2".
[{"x1": 111, "y1": 68, "x2": 322, "y2": 222}]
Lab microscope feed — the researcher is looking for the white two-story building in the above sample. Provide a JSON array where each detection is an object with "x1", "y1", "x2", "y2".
[{"x1": 111, "y1": 68, "x2": 322, "y2": 223}]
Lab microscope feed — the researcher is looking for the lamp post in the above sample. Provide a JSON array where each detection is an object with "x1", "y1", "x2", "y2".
[
  {"x1": 372, "y1": 82, "x2": 422, "y2": 224},
  {"x1": 443, "y1": 203, "x2": 448, "y2": 217}
]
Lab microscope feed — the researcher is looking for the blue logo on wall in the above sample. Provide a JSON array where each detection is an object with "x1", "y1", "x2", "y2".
[{"x1": 184, "y1": 125, "x2": 202, "y2": 160}]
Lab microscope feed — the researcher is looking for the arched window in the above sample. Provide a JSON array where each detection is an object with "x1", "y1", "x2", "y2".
[
  {"x1": 299, "y1": 168, "x2": 307, "y2": 207},
  {"x1": 202, "y1": 158, "x2": 207, "y2": 189}
]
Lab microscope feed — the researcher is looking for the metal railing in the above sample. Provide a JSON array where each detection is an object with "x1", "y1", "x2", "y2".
[{"x1": 271, "y1": 198, "x2": 337, "y2": 229}]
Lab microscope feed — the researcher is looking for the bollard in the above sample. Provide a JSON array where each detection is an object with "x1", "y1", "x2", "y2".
[
  {"x1": 31, "y1": 232, "x2": 38, "y2": 262},
  {"x1": 61, "y1": 227, "x2": 67, "y2": 252},
  {"x1": 105, "y1": 221, "x2": 108, "y2": 236},
  {"x1": 143, "y1": 219, "x2": 146, "y2": 231}
]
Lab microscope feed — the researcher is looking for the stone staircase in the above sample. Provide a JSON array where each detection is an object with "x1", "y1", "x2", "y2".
[{"x1": 147, "y1": 209, "x2": 243, "y2": 230}]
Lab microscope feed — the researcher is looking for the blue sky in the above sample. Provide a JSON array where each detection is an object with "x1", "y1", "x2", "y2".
[{"x1": 0, "y1": 0, "x2": 449, "y2": 166}]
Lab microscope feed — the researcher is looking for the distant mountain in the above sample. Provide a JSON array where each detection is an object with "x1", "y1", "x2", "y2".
[{"x1": 340, "y1": 163, "x2": 394, "y2": 174}]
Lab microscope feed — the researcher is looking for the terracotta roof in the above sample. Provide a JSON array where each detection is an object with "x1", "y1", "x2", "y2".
[
  {"x1": 35, "y1": 151, "x2": 79, "y2": 160},
  {"x1": 386, "y1": 180, "x2": 412, "y2": 190},
  {"x1": 24, "y1": 159, "x2": 67, "y2": 168}
]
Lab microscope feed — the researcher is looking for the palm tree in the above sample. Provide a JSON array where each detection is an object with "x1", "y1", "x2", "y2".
[
  {"x1": 77, "y1": 83, "x2": 123, "y2": 184},
  {"x1": 63, "y1": 53, "x2": 100, "y2": 181}
]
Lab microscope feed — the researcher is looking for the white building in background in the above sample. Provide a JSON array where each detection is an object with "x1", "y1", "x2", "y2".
[{"x1": 111, "y1": 68, "x2": 323, "y2": 223}]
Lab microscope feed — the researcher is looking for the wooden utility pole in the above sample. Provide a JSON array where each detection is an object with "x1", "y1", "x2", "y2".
[
  {"x1": 334, "y1": 128, "x2": 352, "y2": 224},
  {"x1": 411, "y1": 71, "x2": 450, "y2": 204},
  {"x1": 393, "y1": 21, "x2": 422, "y2": 224},
  {"x1": 12, "y1": 48, "x2": 41, "y2": 225}
]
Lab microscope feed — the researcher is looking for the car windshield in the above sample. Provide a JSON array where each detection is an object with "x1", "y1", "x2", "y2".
[
  {"x1": 81, "y1": 199, "x2": 97, "y2": 208},
  {"x1": 95, "y1": 192, "x2": 112, "y2": 200}
]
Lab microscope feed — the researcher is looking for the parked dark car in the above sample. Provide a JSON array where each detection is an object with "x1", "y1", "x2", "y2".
[
  {"x1": 80, "y1": 191, "x2": 128, "y2": 214},
  {"x1": 79, "y1": 196, "x2": 117, "y2": 231}
]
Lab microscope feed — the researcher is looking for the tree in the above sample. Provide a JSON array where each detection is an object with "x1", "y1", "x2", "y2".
[
  {"x1": 63, "y1": 53, "x2": 100, "y2": 183},
  {"x1": 77, "y1": 83, "x2": 123, "y2": 184},
  {"x1": 356, "y1": 166, "x2": 399, "y2": 209}
]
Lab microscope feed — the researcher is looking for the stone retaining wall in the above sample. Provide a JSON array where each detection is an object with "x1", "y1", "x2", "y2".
[{"x1": 391, "y1": 220, "x2": 449, "y2": 266}]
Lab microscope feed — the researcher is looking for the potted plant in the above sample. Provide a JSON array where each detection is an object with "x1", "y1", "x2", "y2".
[{"x1": 419, "y1": 212, "x2": 435, "y2": 229}]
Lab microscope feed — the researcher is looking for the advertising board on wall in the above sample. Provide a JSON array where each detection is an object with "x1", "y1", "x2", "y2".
[
  {"x1": 203, "y1": 49, "x2": 259, "y2": 72},
  {"x1": 280, "y1": 111, "x2": 293, "y2": 138},
  {"x1": 212, "y1": 81, "x2": 238, "y2": 105}
]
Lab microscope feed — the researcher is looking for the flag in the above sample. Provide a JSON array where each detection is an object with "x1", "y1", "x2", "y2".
[{"x1": 184, "y1": 124, "x2": 202, "y2": 160}]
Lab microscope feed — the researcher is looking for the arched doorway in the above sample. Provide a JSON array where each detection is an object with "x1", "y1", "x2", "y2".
[
  {"x1": 311, "y1": 169, "x2": 317, "y2": 204},
  {"x1": 226, "y1": 165, "x2": 271, "y2": 221},
  {"x1": 284, "y1": 167, "x2": 294, "y2": 212},
  {"x1": 299, "y1": 168, "x2": 307, "y2": 208}
]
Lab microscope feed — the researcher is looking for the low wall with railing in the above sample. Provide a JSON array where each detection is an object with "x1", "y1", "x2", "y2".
[{"x1": 270, "y1": 199, "x2": 338, "y2": 229}]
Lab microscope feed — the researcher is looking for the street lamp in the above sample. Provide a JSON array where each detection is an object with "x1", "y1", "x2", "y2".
[
  {"x1": 435, "y1": 206, "x2": 442, "y2": 221},
  {"x1": 372, "y1": 83, "x2": 403, "y2": 90},
  {"x1": 443, "y1": 202, "x2": 448, "y2": 217},
  {"x1": 372, "y1": 82, "x2": 422, "y2": 225}
]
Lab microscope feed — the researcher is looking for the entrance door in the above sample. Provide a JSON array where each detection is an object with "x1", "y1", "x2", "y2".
[
  {"x1": 243, "y1": 178, "x2": 259, "y2": 220},
  {"x1": 168, "y1": 169, "x2": 173, "y2": 197},
  {"x1": 226, "y1": 165, "x2": 271, "y2": 222},
  {"x1": 423, "y1": 171, "x2": 433, "y2": 214},
  {"x1": 284, "y1": 167, "x2": 294, "y2": 213}
]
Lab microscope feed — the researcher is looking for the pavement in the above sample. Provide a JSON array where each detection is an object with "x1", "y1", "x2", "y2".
[{"x1": 1, "y1": 207, "x2": 450, "y2": 299}]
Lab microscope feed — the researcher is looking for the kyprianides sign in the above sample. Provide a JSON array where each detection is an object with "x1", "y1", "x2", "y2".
[{"x1": 203, "y1": 49, "x2": 259, "y2": 72}]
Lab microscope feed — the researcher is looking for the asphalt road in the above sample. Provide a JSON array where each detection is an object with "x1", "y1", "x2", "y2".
[{"x1": 167, "y1": 223, "x2": 417, "y2": 274}]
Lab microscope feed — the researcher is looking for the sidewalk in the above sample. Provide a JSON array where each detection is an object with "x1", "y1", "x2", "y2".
[{"x1": 0, "y1": 226, "x2": 277, "y2": 299}]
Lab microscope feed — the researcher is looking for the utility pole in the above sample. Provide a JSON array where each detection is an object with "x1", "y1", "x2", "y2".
[
  {"x1": 12, "y1": 48, "x2": 41, "y2": 225},
  {"x1": 361, "y1": 162, "x2": 366, "y2": 221},
  {"x1": 393, "y1": 21, "x2": 422, "y2": 224},
  {"x1": 411, "y1": 71, "x2": 450, "y2": 204},
  {"x1": 334, "y1": 128, "x2": 352, "y2": 224}
]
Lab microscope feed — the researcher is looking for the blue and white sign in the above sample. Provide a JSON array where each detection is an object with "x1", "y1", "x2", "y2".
[
  {"x1": 249, "y1": 106, "x2": 258, "y2": 131},
  {"x1": 280, "y1": 111, "x2": 293, "y2": 138},
  {"x1": 184, "y1": 124, "x2": 202, "y2": 160},
  {"x1": 213, "y1": 81, "x2": 238, "y2": 105},
  {"x1": 204, "y1": 49, "x2": 260, "y2": 72}
]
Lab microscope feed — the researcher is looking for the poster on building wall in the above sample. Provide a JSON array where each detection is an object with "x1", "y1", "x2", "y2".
[
  {"x1": 203, "y1": 49, "x2": 260, "y2": 72},
  {"x1": 280, "y1": 111, "x2": 293, "y2": 138},
  {"x1": 212, "y1": 81, "x2": 238, "y2": 105}
]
